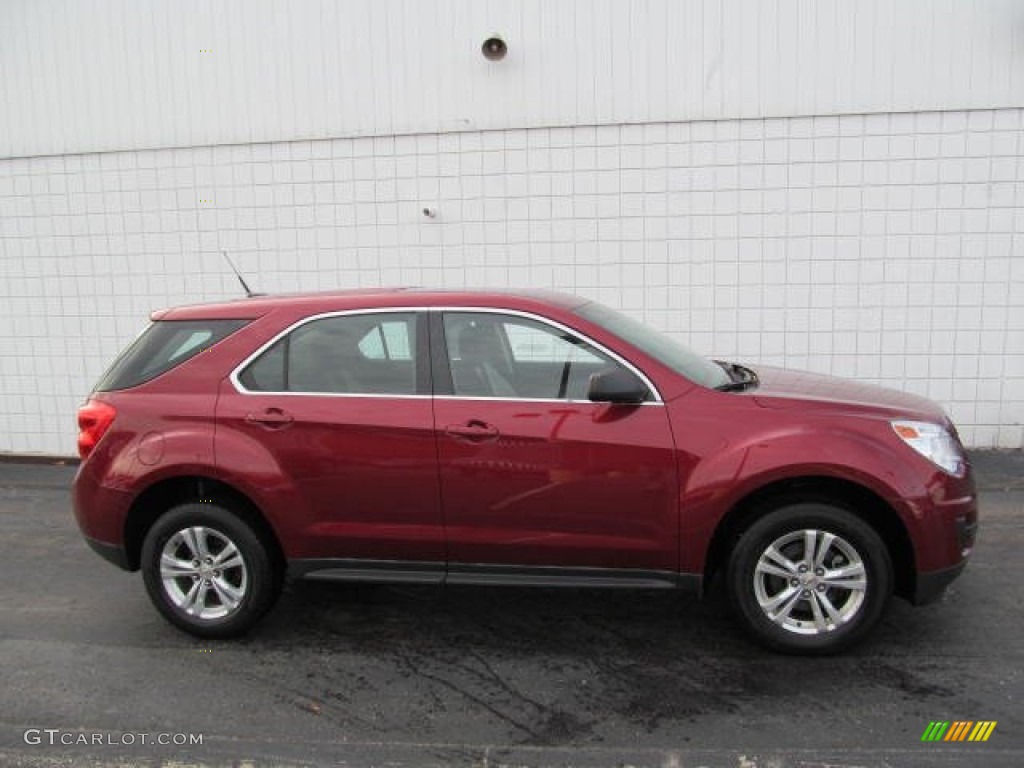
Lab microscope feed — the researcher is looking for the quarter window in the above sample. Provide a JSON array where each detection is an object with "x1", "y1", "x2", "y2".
[
  {"x1": 95, "y1": 319, "x2": 248, "y2": 392},
  {"x1": 239, "y1": 313, "x2": 418, "y2": 395}
]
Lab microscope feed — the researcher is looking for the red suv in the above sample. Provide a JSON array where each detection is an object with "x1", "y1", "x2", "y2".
[{"x1": 72, "y1": 289, "x2": 977, "y2": 653}]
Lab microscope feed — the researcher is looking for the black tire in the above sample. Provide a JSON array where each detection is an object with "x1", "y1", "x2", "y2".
[
  {"x1": 727, "y1": 503, "x2": 892, "y2": 655},
  {"x1": 141, "y1": 503, "x2": 281, "y2": 638}
]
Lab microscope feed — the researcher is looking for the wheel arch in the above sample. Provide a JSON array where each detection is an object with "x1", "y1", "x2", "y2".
[
  {"x1": 704, "y1": 475, "x2": 915, "y2": 600},
  {"x1": 123, "y1": 475, "x2": 284, "y2": 573}
]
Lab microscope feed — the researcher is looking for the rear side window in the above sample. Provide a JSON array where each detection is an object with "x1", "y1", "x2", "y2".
[
  {"x1": 95, "y1": 319, "x2": 248, "y2": 392},
  {"x1": 237, "y1": 312, "x2": 419, "y2": 395}
]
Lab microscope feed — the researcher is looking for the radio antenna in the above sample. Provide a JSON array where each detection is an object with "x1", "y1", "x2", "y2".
[{"x1": 221, "y1": 251, "x2": 260, "y2": 297}]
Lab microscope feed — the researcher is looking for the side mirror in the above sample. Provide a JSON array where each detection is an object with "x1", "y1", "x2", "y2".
[{"x1": 587, "y1": 368, "x2": 649, "y2": 404}]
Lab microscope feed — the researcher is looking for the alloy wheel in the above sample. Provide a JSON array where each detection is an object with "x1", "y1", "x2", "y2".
[
  {"x1": 159, "y1": 526, "x2": 249, "y2": 620},
  {"x1": 752, "y1": 528, "x2": 867, "y2": 635}
]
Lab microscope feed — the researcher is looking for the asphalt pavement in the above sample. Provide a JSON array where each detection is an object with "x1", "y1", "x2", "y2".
[{"x1": 0, "y1": 452, "x2": 1022, "y2": 767}]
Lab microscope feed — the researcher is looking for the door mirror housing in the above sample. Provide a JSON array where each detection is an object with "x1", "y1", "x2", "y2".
[{"x1": 587, "y1": 368, "x2": 649, "y2": 404}]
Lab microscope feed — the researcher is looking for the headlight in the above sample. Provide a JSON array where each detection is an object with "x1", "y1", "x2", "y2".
[{"x1": 891, "y1": 421, "x2": 965, "y2": 475}]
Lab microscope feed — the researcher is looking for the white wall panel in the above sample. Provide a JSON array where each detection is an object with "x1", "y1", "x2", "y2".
[
  {"x1": 1, "y1": 108, "x2": 1022, "y2": 454},
  {"x1": 3, "y1": 1, "x2": 1024, "y2": 159}
]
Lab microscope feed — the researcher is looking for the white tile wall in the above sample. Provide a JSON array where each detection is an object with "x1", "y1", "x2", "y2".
[{"x1": 1, "y1": 108, "x2": 1022, "y2": 454}]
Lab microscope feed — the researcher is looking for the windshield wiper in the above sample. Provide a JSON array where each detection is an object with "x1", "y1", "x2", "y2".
[{"x1": 714, "y1": 361, "x2": 759, "y2": 392}]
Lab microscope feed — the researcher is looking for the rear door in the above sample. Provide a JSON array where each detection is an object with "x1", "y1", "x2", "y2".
[
  {"x1": 431, "y1": 309, "x2": 680, "y2": 576},
  {"x1": 216, "y1": 310, "x2": 445, "y2": 566}
]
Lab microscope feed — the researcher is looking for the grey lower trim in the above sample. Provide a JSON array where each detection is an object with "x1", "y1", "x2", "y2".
[
  {"x1": 84, "y1": 536, "x2": 133, "y2": 571},
  {"x1": 290, "y1": 558, "x2": 444, "y2": 584},
  {"x1": 913, "y1": 560, "x2": 968, "y2": 605},
  {"x1": 446, "y1": 563, "x2": 680, "y2": 589},
  {"x1": 676, "y1": 572, "x2": 703, "y2": 595},
  {"x1": 289, "y1": 557, "x2": 703, "y2": 593}
]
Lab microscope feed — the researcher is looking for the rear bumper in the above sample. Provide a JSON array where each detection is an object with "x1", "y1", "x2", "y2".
[
  {"x1": 84, "y1": 536, "x2": 133, "y2": 571},
  {"x1": 913, "y1": 560, "x2": 968, "y2": 605},
  {"x1": 72, "y1": 461, "x2": 135, "y2": 568}
]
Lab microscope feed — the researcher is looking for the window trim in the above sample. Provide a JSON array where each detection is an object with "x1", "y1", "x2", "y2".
[{"x1": 228, "y1": 306, "x2": 663, "y2": 404}]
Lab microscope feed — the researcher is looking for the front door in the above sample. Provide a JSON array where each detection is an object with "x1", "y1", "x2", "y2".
[{"x1": 432, "y1": 310, "x2": 679, "y2": 575}]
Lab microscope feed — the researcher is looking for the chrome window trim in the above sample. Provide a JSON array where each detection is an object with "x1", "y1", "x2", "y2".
[
  {"x1": 228, "y1": 305, "x2": 664, "y2": 404},
  {"x1": 227, "y1": 390, "x2": 433, "y2": 400}
]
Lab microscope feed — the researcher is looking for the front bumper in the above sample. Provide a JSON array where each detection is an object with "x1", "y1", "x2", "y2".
[
  {"x1": 913, "y1": 560, "x2": 968, "y2": 605},
  {"x1": 886, "y1": 458, "x2": 977, "y2": 604}
]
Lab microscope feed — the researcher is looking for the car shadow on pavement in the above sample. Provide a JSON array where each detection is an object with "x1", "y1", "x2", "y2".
[{"x1": 207, "y1": 576, "x2": 971, "y2": 747}]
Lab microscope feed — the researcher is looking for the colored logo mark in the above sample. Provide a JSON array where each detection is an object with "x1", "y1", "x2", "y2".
[{"x1": 921, "y1": 721, "x2": 997, "y2": 742}]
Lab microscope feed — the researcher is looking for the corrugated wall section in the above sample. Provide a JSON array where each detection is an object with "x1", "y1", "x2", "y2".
[{"x1": 3, "y1": 0, "x2": 1024, "y2": 158}]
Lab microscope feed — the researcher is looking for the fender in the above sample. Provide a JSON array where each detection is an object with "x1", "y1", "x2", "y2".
[
  {"x1": 76, "y1": 417, "x2": 220, "y2": 546},
  {"x1": 210, "y1": 424, "x2": 308, "y2": 556},
  {"x1": 82, "y1": 420, "x2": 304, "y2": 564},
  {"x1": 676, "y1": 422, "x2": 933, "y2": 574}
]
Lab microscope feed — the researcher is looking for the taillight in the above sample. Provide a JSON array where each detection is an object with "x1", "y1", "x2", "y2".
[{"x1": 77, "y1": 399, "x2": 116, "y2": 460}]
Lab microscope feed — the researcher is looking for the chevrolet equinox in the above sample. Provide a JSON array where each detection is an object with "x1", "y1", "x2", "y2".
[{"x1": 72, "y1": 289, "x2": 977, "y2": 653}]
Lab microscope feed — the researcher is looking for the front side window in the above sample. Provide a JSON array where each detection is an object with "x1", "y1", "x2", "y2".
[
  {"x1": 239, "y1": 313, "x2": 418, "y2": 395},
  {"x1": 443, "y1": 312, "x2": 635, "y2": 400}
]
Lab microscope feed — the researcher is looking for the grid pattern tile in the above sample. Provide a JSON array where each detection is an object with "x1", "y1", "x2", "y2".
[{"x1": 0, "y1": 108, "x2": 1021, "y2": 454}]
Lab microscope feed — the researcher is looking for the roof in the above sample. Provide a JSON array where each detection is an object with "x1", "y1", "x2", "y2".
[{"x1": 154, "y1": 287, "x2": 589, "y2": 321}]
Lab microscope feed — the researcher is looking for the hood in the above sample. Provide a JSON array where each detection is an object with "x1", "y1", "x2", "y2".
[{"x1": 748, "y1": 365, "x2": 949, "y2": 424}]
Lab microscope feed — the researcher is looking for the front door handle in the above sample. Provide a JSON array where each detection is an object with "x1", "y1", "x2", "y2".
[
  {"x1": 245, "y1": 407, "x2": 294, "y2": 429},
  {"x1": 445, "y1": 419, "x2": 499, "y2": 442}
]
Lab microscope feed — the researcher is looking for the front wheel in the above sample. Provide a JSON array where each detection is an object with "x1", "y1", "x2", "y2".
[
  {"x1": 141, "y1": 503, "x2": 281, "y2": 638},
  {"x1": 727, "y1": 503, "x2": 892, "y2": 654}
]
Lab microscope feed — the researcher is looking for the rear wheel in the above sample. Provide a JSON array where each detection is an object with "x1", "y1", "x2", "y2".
[
  {"x1": 141, "y1": 503, "x2": 281, "y2": 638},
  {"x1": 727, "y1": 503, "x2": 892, "y2": 654}
]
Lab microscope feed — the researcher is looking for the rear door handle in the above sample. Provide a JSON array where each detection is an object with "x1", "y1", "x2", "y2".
[
  {"x1": 445, "y1": 420, "x2": 499, "y2": 441},
  {"x1": 245, "y1": 407, "x2": 294, "y2": 429}
]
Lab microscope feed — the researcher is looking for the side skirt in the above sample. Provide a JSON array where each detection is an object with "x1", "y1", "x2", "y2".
[{"x1": 289, "y1": 558, "x2": 702, "y2": 593}]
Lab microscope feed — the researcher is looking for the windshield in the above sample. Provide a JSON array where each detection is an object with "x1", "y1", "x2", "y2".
[{"x1": 574, "y1": 302, "x2": 732, "y2": 389}]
